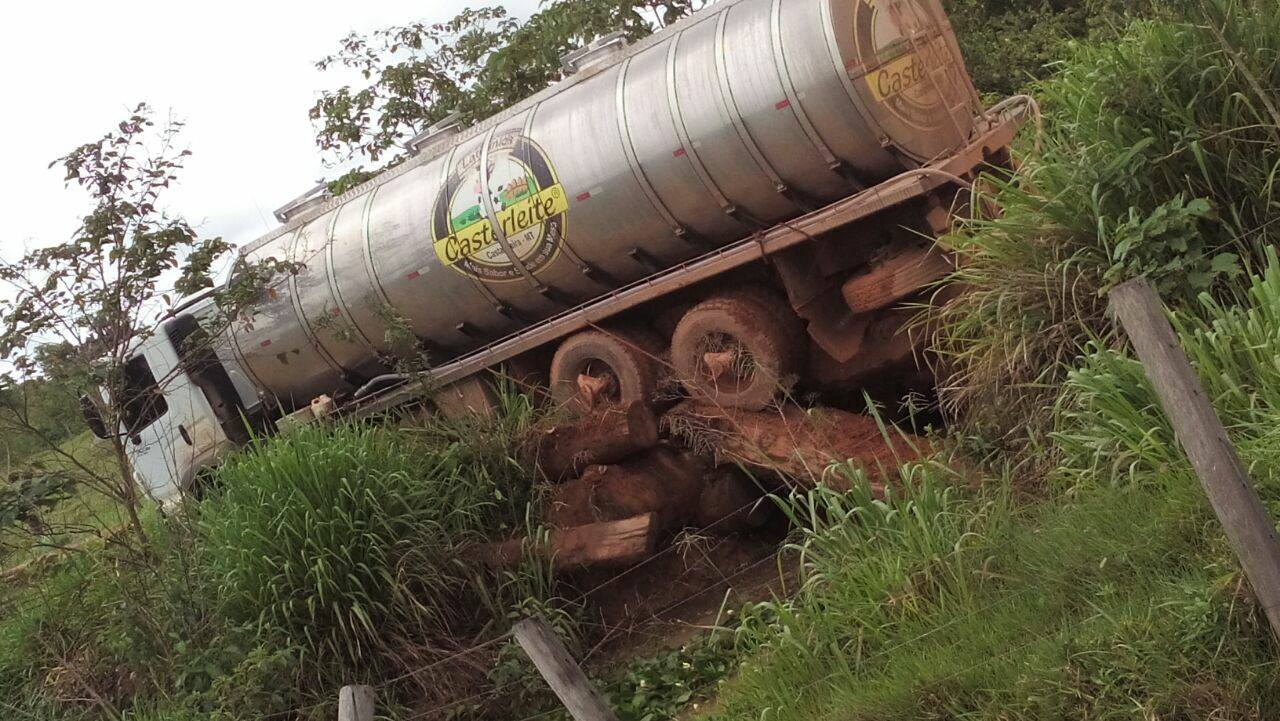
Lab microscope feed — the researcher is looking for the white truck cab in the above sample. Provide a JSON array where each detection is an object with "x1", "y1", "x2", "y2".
[{"x1": 87, "y1": 296, "x2": 262, "y2": 503}]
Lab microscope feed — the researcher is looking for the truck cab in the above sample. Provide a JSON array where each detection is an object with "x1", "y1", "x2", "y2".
[{"x1": 86, "y1": 296, "x2": 262, "y2": 503}]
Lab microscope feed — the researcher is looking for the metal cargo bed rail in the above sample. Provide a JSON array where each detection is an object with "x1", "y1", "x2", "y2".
[{"x1": 354, "y1": 115, "x2": 1022, "y2": 416}]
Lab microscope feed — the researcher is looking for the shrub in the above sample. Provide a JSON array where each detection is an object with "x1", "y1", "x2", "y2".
[
  {"x1": 934, "y1": 0, "x2": 1280, "y2": 450},
  {"x1": 945, "y1": 0, "x2": 1152, "y2": 97}
]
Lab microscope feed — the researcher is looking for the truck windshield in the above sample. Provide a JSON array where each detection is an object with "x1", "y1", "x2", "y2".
[{"x1": 120, "y1": 354, "x2": 168, "y2": 433}]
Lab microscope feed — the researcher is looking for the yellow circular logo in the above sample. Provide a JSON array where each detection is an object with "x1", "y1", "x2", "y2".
[{"x1": 430, "y1": 131, "x2": 567, "y2": 282}]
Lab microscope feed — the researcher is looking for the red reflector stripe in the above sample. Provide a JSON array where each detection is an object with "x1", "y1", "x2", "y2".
[
  {"x1": 775, "y1": 99, "x2": 791, "y2": 110},
  {"x1": 260, "y1": 340, "x2": 272, "y2": 348},
  {"x1": 673, "y1": 148, "x2": 687, "y2": 158},
  {"x1": 576, "y1": 191, "x2": 592, "y2": 202},
  {"x1": 406, "y1": 270, "x2": 421, "y2": 280}
]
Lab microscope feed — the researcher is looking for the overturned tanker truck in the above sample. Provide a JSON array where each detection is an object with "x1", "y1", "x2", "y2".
[{"x1": 98, "y1": 0, "x2": 1026, "y2": 500}]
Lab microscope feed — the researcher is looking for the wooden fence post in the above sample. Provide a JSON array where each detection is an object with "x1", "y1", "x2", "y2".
[
  {"x1": 337, "y1": 684, "x2": 374, "y2": 721},
  {"x1": 1109, "y1": 277, "x2": 1280, "y2": 642},
  {"x1": 513, "y1": 617, "x2": 620, "y2": 721}
]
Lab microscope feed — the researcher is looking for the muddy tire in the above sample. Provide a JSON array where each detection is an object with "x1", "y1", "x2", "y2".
[
  {"x1": 671, "y1": 294, "x2": 801, "y2": 410},
  {"x1": 841, "y1": 245, "x2": 954, "y2": 314},
  {"x1": 550, "y1": 329, "x2": 660, "y2": 411},
  {"x1": 713, "y1": 287, "x2": 807, "y2": 367}
]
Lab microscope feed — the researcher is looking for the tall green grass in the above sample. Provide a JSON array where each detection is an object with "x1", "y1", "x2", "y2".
[
  {"x1": 199, "y1": 419, "x2": 541, "y2": 679},
  {"x1": 709, "y1": 461, "x2": 1279, "y2": 720},
  {"x1": 934, "y1": 0, "x2": 1280, "y2": 449},
  {"x1": 1057, "y1": 248, "x2": 1280, "y2": 488}
]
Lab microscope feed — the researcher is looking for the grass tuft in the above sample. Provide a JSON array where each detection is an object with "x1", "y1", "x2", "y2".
[{"x1": 198, "y1": 416, "x2": 548, "y2": 682}]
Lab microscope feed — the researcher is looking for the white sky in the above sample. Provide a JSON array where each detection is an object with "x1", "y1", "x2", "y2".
[{"x1": 0, "y1": 0, "x2": 539, "y2": 268}]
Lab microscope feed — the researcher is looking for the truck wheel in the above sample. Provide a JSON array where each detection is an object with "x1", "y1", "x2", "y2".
[
  {"x1": 671, "y1": 294, "x2": 801, "y2": 410},
  {"x1": 550, "y1": 329, "x2": 660, "y2": 411},
  {"x1": 713, "y1": 286, "x2": 807, "y2": 368},
  {"x1": 841, "y1": 245, "x2": 954, "y2": 314}
]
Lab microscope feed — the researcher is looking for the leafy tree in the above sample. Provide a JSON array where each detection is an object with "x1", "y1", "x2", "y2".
[
  {"x1": 0, "y1": 378, "x2": 83, "y2": 465},
  {"x1": 0, "y1": 104, "x2": 285, "y2": 544},
  {"x1": 311, "y1": 7, "x2": 518, "y2": 167},
  {"x1": 311, "y1": 0, "x2": 706, "y2": 192},
  {"x1": 944, "y1": 0, "x2": 1153, "y2": 96}
]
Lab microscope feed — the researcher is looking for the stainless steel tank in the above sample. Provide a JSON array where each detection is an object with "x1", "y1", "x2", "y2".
[{"x1": 226, "y1": 0, "x2": 981, "y2": 409}]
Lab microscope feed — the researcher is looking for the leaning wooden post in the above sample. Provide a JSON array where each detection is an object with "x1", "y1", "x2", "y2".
[
  {"x1": 1109, "y1": 277, "x2": 1280, "y2": 642},
  {"x1": 513, "y1": 617, "x2": 620, "y2": 721},
  {"x1": 337, "y1": 685, "x2": 374, "y2": 721}
]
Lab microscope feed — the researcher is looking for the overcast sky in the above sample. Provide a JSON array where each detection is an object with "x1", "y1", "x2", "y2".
[{"x1": 0, "y1": 0, "x2": 539, "y2": 269}]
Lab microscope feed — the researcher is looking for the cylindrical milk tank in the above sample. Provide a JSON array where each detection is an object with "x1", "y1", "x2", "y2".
[{"x1": 226, "y1": 0, "x2": 981, "y2": 409}]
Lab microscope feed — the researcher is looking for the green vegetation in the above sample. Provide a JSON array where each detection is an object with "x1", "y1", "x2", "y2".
[
  {"x1": 0, "y1": 376, "x2": 84, "y2": 466},
  {"x1": 201, "y1": 421, "x2": 532, "y2": 670},
  {"x1": 489, "y1": 621, "x2": 737, "y2": 721},
  {"x1": 945, "y1": 0, "x2": 1153, "y2": 97},
  {"x1": 0, "y1": 432, "x2": 120, "y2": 570},
  {"x1": 0, "y1": 370, "x2": 96, "y2": 567},
  {"x1": 600, "y1": 633, "x2": 734, "y2": 720},
  {"x1": 0, "y1": 399, "x2": 564, "y2": 720},
  {"x1": 712, "y1": 463, "x2": 1280, "y2": 718},
  {"x1": 1056, "y1": 256, "x2": 1280, "y2": 488},
  {"x1": 935, "y1": 0, "x2": 1280, "y2": 450}
]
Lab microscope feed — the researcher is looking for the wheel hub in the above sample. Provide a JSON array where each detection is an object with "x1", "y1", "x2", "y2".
[
  {"x1": 701, "y1": 349, "x2": 739, "y2": 379},
  {"x1": 575, "y1": 367, "x2": 619, "y2": 408}
]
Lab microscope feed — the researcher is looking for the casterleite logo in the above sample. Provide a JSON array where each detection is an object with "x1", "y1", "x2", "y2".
[
  {"x1": 852, "y1": 0, "x2": 952, "y2": 130},
  {"x1": 431, "y1": 131, "x2": 568, "y2": 282}
]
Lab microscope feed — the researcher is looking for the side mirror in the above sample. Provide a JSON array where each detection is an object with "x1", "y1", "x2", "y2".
[{"x1": 79, "y1": 395, "x2": 109, "y2": 440}]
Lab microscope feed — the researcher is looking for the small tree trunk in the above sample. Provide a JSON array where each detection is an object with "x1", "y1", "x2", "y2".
[{"x1": 109, "y1": 437, "x2": 148, "y2": 545}]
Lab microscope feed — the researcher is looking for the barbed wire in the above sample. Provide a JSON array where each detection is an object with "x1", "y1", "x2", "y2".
[
  {"x1": 401, "y1": 546, "x2": 783, "y2": 719},
  {"x1": 389, "y1": 522, "x2": 1122, "y2": 721}
]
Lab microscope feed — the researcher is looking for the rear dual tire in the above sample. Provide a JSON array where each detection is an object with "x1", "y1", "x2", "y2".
[
  {"x1": 670, "y1": 290, "x2": 803, "y2": 410},
  {"x1": 549, "y1": 328, "x2": 661, "y2": 411}
]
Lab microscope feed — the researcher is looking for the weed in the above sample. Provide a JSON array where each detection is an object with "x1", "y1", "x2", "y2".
[{"x1": 492, "y1": 621, "x2": 739, "y2": 721}]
